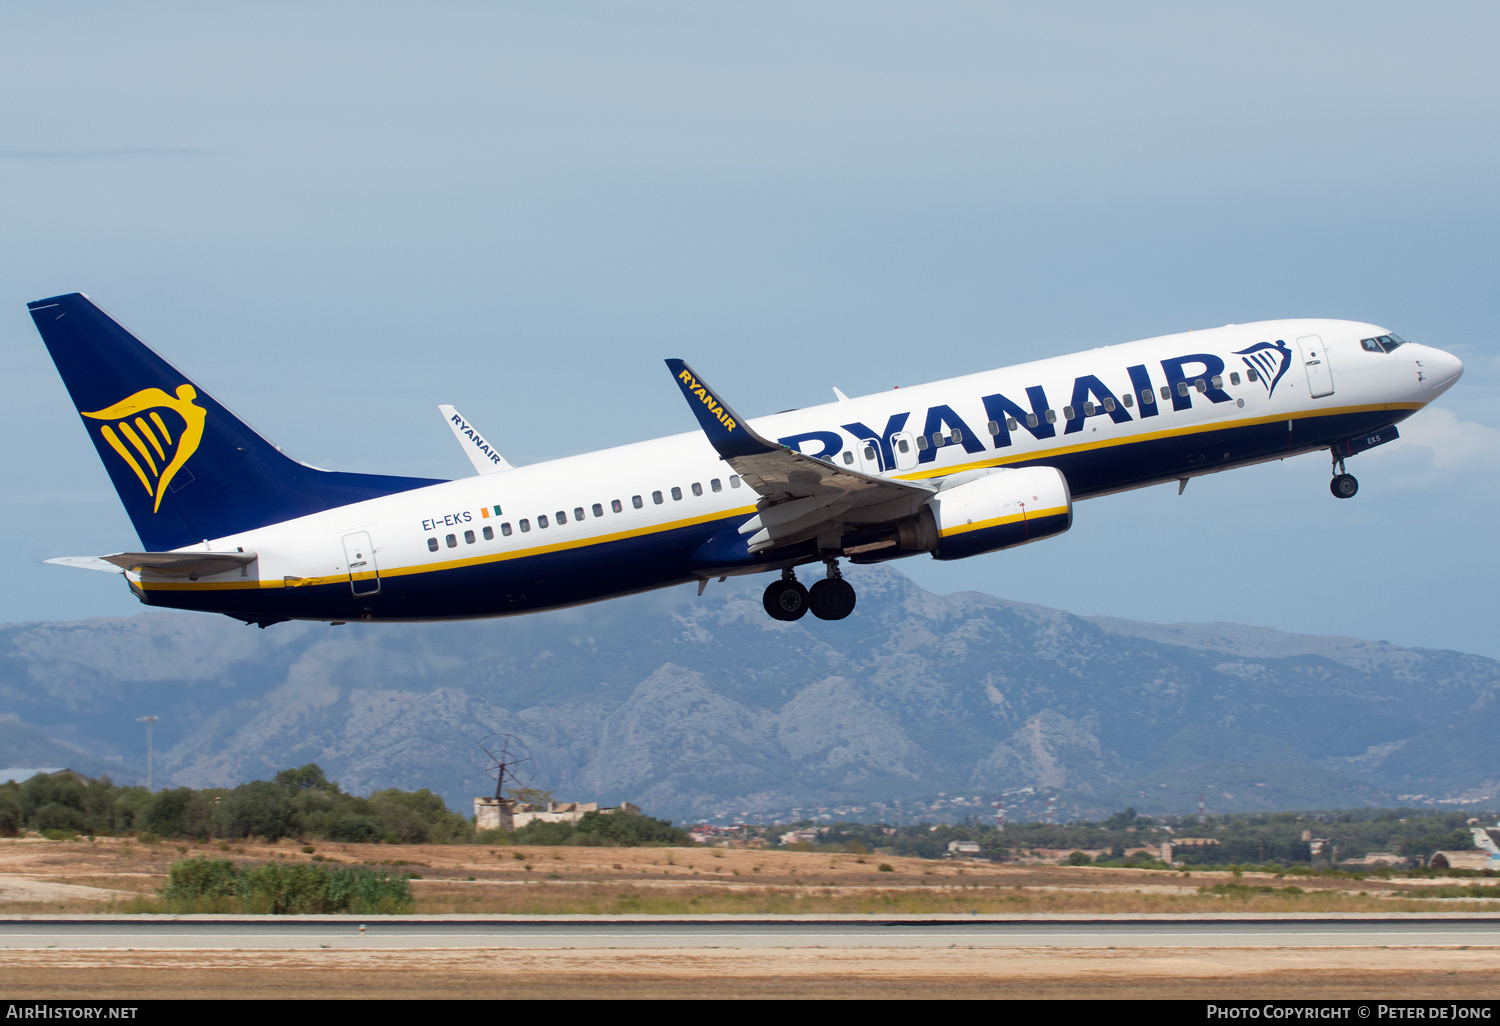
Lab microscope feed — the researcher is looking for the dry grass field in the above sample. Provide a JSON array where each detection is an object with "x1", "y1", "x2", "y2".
[
  {"x1": 1, "y1": 836, "x2": 1496, "y2": 998},
  {"x1": 0, "y1": 834, "x2": 1495, "y2": 915}
]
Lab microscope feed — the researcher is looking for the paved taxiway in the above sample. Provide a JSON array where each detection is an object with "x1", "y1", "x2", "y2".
[{"x1": 1, "y1": 916, "x2": 1495, "y2": 950}]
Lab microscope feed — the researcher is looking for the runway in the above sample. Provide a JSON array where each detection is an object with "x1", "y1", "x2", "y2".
[{"x1": 2, "y1": 915, "x2": 1496, "y2": 950}]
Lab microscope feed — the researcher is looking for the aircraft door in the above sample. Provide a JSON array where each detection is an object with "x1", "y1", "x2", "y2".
[
  {"x1": 1297, "y1": 335, "x2": 1334, "y2": 398},
  {"x1": 342, "y1": 531, "x2": 380, "y2": 596},
  {"x1": 890, "y1": 431, "x2": 919, "y2": 471}
]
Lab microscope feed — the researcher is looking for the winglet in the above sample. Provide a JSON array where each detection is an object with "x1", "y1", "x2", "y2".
[
  {"x1": 438, "y1": 405, "x2": 515, "y2": 475},
  {"x1": 664, "y1": 359, "x2": 779, "y2": 459}
]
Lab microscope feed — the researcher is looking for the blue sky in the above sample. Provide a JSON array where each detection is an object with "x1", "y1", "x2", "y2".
[{"x1": 3, "y1": 2, "x2": 1497, "y2": 655}]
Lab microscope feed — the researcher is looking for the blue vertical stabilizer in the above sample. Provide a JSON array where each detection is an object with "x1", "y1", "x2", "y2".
[{"x1": 29, "y1": 293, "x2": 445, "y2": 551}]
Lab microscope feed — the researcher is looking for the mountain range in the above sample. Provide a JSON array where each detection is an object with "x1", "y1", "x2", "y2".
[{"x1": 1, "y1": 565, "x2": 1496, "y2": 822}]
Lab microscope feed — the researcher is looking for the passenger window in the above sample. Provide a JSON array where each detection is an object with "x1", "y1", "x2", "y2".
[
  {"x1": 555, "y1": 511, "x2": 566, "y2": 524},
  {"x1": 1247, "y1": 368, "x2": 1260, "y2": 382},
  {"x1": 671, "y1": 486, "x2": 682, "y2": 501},
  {"x1": 652, "y1": 491, "x2": 663, "y2": 504},
  {"x1": 841, "y1": 451, "x2": 854, "y2": 465},
  {"x1": 1142, "y1": 389, "x2": 1154, "y2": 405},
  {"x1": 1229, "y1": 372, "x2": 1241, "y2": 385},
  {"x1": 1160, "y1": 386, "x2": 1171, "y2": 400},
  {"x1": 1102, "y1": 397, "x2": 1115, "y2": 412},
  {"x1": 862, "y1": 444, "x2": 876, "y2": 461},
  {"x1": 1062, "y1": 406, "x2": 1075, "y2": 420},
  {"x1": 464, "y1": 529, "x2": 475, "y2": 544},
  {"x1": 427, "y1": 537, "x2": 438, "y2": 552},
  {"x1": 730, "y1": 476, "x2": 741, "y2": 488},
  {"x1": 1177, "y1": 382, "x2": 1190, "y2": 396},
  {"x1": 574, "y1": 507, "x2": 585, "y2": 521},
  {"x1": 612, "y1": 499, "x2": 623, "y2": 512},
  {"x1": 633, "y1": 495, "x2": 644, "y2": 509},
  {"x1": 446, "y1": 534, "x2": 457, "y2": 548},
  {"x1": 897, "y1": 438, "x2": 910, "y2": 453},
  {"x1": 930, "y1": 432, "x2": 944, "y2": 446},
  {"x1": 916, "y1": 435, "x2": 929, "y2": 450},
  {"x1": 1194, "y1": 378, "x2": 1206, "y2": 393},
  {"x1": 1007, "y1": 417, "x2": 1019, "y2": 431},
  {"x1": 538, "y1": 515, "x2": 549, "y2": 528},
  {"x1": 1122, "y1": 393, "x2": 1133, "y2": 407},
  {"x1": 1084, "y1": 401, "x2": 1096, "y2": 416},
  {"x1": 1211, "y1": 375, "x2": 1223, "y2": 389},
  {"x1": 949, "y1": 429, "x2": 962, "y2": 443},
  {"x1": 986, "y1": 421, "x2": 999, "y2": 436},
  {"x1": 519, "y1": 519, "x2": 530, "y2": 533},
  {"x1": 482, "y1": 526, "x2": 494, "y2": 541},
  {"x1": 592, "y1": 503, "x2": 603, "y2": 518},
  {"x1": 501, "y1": 522, "x2": 512, "y2": 536},
  {"x1": 1026, "y1": 413, "x2": 1039, "y2": 428},
  {"x1": 1045, "y1": 410, "x2": 1057, "y2": 424},
  {"x1": 691, "y1": 482, "x2": 703, "y2": 496},
  {"x1": 710, "y1": 479, "x2": 722, "y2": 492}
]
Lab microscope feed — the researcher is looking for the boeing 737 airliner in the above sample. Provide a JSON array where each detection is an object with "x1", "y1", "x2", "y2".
[{"x1": 30, "y1": 293, "x2": 1462, "y2": 626}]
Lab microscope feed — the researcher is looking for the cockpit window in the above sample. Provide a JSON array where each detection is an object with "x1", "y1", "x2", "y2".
[{"x1": 1361, "y1": 334, "x2": 1407, "y2": 353}]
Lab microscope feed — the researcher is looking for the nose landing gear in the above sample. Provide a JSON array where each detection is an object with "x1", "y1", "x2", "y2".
[{"x1": 1330, "y1": 452, "x2": 1358, "y2": 499}]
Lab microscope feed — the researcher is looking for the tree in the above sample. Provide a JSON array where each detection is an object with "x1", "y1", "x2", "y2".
[
  {"x1": 216, "y1": 781, "x2": 298, "y2": 839},
  {"x1": 274, "y1": 764, "x2": 337, "y2": 792}
]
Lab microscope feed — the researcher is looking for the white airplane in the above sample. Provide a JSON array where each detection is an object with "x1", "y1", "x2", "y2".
[{"x1": 31, "y1": 293, "x2": 1462, "y2": 626}]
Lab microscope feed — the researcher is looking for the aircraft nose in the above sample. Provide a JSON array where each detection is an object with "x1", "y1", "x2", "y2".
[{"x1": 1425, "y1": 347, "x2": 1464, "y2": 399}]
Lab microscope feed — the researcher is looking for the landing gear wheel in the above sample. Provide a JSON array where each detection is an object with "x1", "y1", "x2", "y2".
[
  {"x1": 809, "y1": 578, "x2": 857, "y2": 621},
  {"x1": 763, "y1": 578, "x2": 809, "y2": 621},
  {"x1": 1330, "y1": 473, "x2": 1358, "y2": 499}
]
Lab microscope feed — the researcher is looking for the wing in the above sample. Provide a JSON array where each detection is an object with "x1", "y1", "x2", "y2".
[{"x1": 665, "y1": 359, "x2": 932, "y2": 552}]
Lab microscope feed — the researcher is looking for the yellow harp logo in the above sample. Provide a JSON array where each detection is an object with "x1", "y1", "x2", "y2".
[{"x1": 82, "y1": 385, "x2": 207, "y2": 513}]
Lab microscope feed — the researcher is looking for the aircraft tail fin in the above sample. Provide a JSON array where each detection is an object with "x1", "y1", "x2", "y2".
[{"x1": 28, "y1": 293, "x2": 445, "y2": 552}]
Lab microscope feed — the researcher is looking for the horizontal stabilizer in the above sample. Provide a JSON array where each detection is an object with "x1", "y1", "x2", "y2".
[
  {"x1": 99, "y1": 551, "x2": 257, "y2": 578},
  {"x1": 44, "y1": 556, "x2": 125, "y2": 574}
]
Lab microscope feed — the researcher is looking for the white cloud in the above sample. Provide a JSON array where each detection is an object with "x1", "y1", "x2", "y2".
[{"x1": 1384, "y1": 408, "x2": 1500, "y2": 472}]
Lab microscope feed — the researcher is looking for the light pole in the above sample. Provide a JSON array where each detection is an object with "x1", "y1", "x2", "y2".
[{"x1": 137, "y1": 716, "x2": 158, "y2": 791}]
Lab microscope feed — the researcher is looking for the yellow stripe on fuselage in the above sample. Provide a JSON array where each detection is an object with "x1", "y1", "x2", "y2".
[{"x1": 138, "y1": 503, "x2": 761, "y2": 592}]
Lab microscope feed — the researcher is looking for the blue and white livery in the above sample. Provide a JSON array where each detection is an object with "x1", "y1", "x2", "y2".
[{"x1": 30, "y1": 293, "x2": 1462, "y2": 625}]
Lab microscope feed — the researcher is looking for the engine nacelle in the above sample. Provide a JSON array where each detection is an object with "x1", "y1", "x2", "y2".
[{"x1": 927, "y1": 466, "x2": 1072, "y2": 561}]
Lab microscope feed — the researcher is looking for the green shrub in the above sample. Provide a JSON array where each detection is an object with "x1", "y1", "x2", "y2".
[
  {"x1": 878, "y1": 863, "x2": 894, "y2": 872},
  {"x1": 160, "y1": 856, "x2": 413, "y2": 914},
  {"x1": 41, "y1": 828, "x2": 77, "y2": 841}
]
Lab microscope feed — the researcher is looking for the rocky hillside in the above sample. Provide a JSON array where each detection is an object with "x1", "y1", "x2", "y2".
[{"x1": 0, "y1": 566, "x2": 1495, "y2": 822}]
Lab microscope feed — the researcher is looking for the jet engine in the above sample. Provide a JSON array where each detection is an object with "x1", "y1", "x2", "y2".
[
  {"x1": 926, "y1": 466, "x2": 1072, "y2": 560},
  {"x1": 845, "y1": 466, "x2": 1071, "y2": 563}
]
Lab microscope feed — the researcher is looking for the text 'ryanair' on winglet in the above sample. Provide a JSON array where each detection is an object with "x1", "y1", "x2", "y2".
[{"x1": 664, "y1": 359, "x2": 778, "y2": 459}]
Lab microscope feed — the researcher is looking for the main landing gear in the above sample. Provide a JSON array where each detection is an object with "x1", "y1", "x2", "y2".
[
  {"x1": 1330, "y1": 452, "x2": 1358, "y2": 499},
  {"x1": 762, "y1": 562, "x2": 857, "y2": 622}
]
